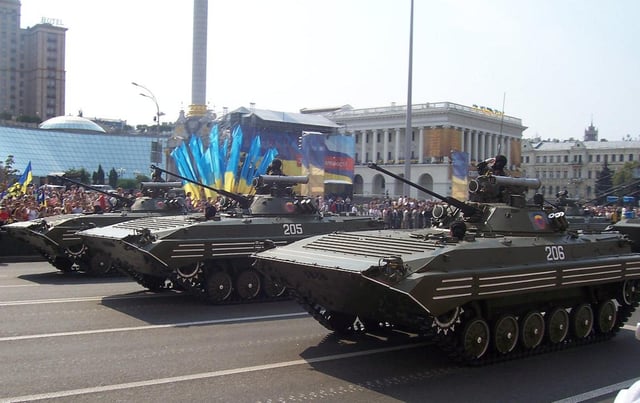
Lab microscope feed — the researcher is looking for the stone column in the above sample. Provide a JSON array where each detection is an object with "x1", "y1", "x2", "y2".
[
  {"x1": 418, "y1": 127, "x2": 424, "y2": 163},
  {"x1": 383, "y1": 128, "x2": 389, "y2": 163},
  {"x1": 472, "y1": 130, "x2": 478, "y2": 162},
  {"x1": 394, "y1": 128, "x2": 400, "y2": 163},
  {"x1": 360, "y1": 130, "x2": 367, "y2": 164},
  {"x1": 371, "y1": 129, "x2": 378, "y2": 164}
]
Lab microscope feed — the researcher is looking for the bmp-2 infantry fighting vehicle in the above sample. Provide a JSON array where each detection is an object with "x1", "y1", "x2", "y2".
[
  {"x1": 554, "y1": 190, "x2": 610, "y2": 233},
  {"x1": 254, "y1": 163, "x2": 640, "y2": 364},
  {"x1": 79, "y1": 165, "x2": 384, "y2": 303},
  {"x1": 2, "y1": 177, "x2": 189, "y2": 275}
]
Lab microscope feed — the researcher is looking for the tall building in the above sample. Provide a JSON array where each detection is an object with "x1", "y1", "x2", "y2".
[{"x1": 0, "y1": 0, "x2": 66, "y2": 120}]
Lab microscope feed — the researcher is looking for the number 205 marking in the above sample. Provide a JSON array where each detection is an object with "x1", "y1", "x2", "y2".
[
  {"x1": 545, "y1": 245, "x2": 565, "y2": 261},
  {"x1": 283, "y1": 223, "x2": 304, "y2": 235}
]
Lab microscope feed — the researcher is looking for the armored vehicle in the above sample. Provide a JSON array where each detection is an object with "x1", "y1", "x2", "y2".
[
  {"x1": 79, "y1": 166, "x2": 384, "y2": 303},
  {"x1": 554, "y1": 191, "x2": 610, "y2": 232},
  {"x1": 254, "y1": 164, "x2": 640, "y2": 364},
  {"x1": 2, "y1": 177, "x2": 189, "y2": 275},
  {"x1": 612, "y1": 218, "x2": 640, "y2": 252}
]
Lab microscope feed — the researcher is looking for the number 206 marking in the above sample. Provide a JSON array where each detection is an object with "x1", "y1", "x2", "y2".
[
  {"x1": 283, "y1": 223, "x2": 304, "y2": 235},
  {"x1": 545, "y1": 245, "x2": 565, "y2": 261}
]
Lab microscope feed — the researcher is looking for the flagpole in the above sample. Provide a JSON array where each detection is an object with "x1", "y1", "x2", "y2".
[{"x1": 403, "y1": 0, "x2": 414, "y2": 197}]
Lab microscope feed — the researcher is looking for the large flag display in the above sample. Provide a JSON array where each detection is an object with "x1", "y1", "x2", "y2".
[
  {"x1": 171, "y1": 124, "x2": 356, "y2": 199},
  {"x1": 451, "y1": 151, "x2": 469, "y2": 200},
  {"x1": 171, "y1": 124, "x2": 278, "y2": 199}
]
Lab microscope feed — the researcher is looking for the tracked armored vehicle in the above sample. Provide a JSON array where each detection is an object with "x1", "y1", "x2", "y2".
[
  {"x1": 555, "y1": 191, "x2": 610, "y2": 232},
  {"x1": 2, "y1": 178, "x2": 189, "y2": 275},
  {"x1": 79, "y1": 166, "x2": 384, "y2": 303},
  {"x1": 254, "y1": 164, "x2": 640, "y2": 364},
  {"x1": 612, "y1": 218, "x2": 640, "y2": 252}
]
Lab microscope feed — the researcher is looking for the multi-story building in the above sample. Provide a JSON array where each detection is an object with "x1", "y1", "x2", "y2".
[
  {"x1": 521, "y1": 123, "x2": 640, "y2": 200},
  {"x1": 0, "y1": 0, "x2": 66, "y2": 120},
  {"x1": 323, "y1": 102, "x2": 526, "y2": 198}
]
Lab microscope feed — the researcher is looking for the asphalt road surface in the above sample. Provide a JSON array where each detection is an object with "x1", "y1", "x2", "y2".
[{"x1": 1, "y1": 261, "x2": 638, "y2": 403}]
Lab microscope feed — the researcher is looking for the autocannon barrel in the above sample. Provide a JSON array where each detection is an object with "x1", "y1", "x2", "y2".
[
  {"x1": 259, "y1": 175, "x2": 309, "y2": 185},
  {"x1": 150, "y1": 164, "x2": 252, "y2": 209},
  {"x1": 139, "y1": 181, "x2": 184, "y2": 189},
  {"x1": 492, "y1": 175, "x2": 541, "y2": 189}
]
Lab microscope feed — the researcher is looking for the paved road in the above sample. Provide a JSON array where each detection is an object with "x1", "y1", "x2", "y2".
[{"x1": 1, "y1": 261, "x2": 638, "y2": 403}]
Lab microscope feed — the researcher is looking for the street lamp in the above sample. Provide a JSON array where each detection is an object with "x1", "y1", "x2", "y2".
[
  {"x1": 131, "y1": 81, "x2": 164, "y2": 134},
  {"x1": 132, "y1": 82, "x2": 165, "y2": 164}
]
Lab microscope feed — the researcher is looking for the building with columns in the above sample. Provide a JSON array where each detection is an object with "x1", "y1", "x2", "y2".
[{"x1": 322, "y1": 102, "x2": 526, "y2": 199}]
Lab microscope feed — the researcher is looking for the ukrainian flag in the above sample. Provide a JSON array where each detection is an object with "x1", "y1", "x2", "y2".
[
  {"x1": 451, "y1": 151, "x2": 469, "y2": 201},
  {"x1": 8, "y1": 161, "x2": 33, "y2": 195}
]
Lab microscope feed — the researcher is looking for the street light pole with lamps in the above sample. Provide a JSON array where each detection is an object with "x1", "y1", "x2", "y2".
[
  {"x1": 131, "y1": 81, "x2": 164, "y2": 134},
  {"x1": 132, "y1": 81, "x2": 165, "y2": 164}
]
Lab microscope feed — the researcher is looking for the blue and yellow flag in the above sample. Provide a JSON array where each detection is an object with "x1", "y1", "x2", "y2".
[
  {"x1": 451, "y1": 151, "x2": 469, "y2": 200},
  {"x1": 8, "y1": 161, "x2": 33, "y2": 195}
]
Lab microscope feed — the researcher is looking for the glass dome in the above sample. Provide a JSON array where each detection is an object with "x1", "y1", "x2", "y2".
[{"x1": 39, "y1": 116, "x2": 106, "y2": 133}]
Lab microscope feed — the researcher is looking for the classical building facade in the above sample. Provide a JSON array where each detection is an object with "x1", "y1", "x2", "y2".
[
  {"x1": 323, "y1": 102, "x2": 526, "y2": 199},
  {"x1": 0, "y1": 0, "x2": 66, "y2": 120},
  {"x1": 521, "y1": 123, "x2": 640, "y2": 200}
]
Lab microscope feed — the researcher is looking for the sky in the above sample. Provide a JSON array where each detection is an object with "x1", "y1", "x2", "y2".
[{"x1": 18, "y1": 0, "x2": 640, "y2": 141}]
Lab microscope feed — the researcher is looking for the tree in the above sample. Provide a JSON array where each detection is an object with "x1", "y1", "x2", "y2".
[
  {"x1": 0, "y1": 154, "x2": 17, "y2": 190},
  {"x1": 92, "y1": 165, "x2": 105, "y2": 185},
  {"x1": 595, "y1": 161, "x2": 614, "y2": 204},
  {"x1": 613, "y1": 161, "x2": 640, "y2": 187},
  {"x1": 65, "y1": 168, "x2": 90, "y2": 184},
  {"x1": 108, "y1": 168, "x2": 118, "y2": 188}
]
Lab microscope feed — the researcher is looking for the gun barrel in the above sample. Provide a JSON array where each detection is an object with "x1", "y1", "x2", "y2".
[
  {"x1": 367, "y1": 163, "x2": 479, "y2": 216},
  {"x1": 55, "y1": 176, "x2": 133, "y2": 206},
  {"x1": 260, "y1": 175, "x2": 309, "y2": 185},
  {"x1": 493, "y1": 175, "x2": 541, "y2": 189},
  {"x1": 150, "y1": 165, "x2": 252, "y2": 209}
]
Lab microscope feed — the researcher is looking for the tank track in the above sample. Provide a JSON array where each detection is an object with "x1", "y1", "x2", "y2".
[
  {"x1": 291, "y1": 291, "x2": 638, "y2": 365},
  {"x1": 116, "y1": 258, "x2": 288, "y2": 305},
  {"x1": 170, "y1": 265, "x2": 290, "y2": 305},
  {"x1": 432, "y1": 302, "x2": 638, "y2": 366},
  {"x1": 117, "y1": 263, "x2": 173, "y2": 292}
]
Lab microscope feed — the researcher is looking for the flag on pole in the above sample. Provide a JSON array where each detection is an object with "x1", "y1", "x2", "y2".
[
  {"x1": 8, "y1": 161, "x2": 33, "y2": 195},
  {"x1": 451, "y1": 151, "x2": 469, "y2": 201}
]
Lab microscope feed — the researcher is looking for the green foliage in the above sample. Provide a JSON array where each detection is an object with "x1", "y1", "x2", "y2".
[
  {"x1": 612, "y1": 161, "x2": 639, "y2": 187},
  {"x1": 108, "y1": 168, "x2": 118, "y2": 188},
  {"x1": 16, "y1": 115, "x2": 42, "y2": 123},
  {"x1": 117, "y1": 178, "x2": 137, "y2": 190},
  {"x1": 92, "y1": 164, "x2": 105, "y2": 185},
  {"x1": 65, "y1": 168, "x2": 90, "y2": 184},
  {"x1": 0, "y1": 154, "x2": 17, "y2": 188}
]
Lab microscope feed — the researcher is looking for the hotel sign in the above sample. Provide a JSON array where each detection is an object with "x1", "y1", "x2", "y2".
[{"x1": 40, "y1": 17, "x2": 64, "y2": 27}]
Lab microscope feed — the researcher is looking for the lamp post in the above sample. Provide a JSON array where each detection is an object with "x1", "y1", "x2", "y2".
[
  {"x1": 131, "y1": 81, "x2": 163, "y2": 134},
  {"x1": 132, "y1": 82, "x2": 165, "y2": 164}
]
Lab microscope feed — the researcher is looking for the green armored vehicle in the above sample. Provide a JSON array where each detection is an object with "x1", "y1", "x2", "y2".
[
  {"x1": 78, "y1": 166, "x2": 384, "y2": 303},
  {"x1": 2, "y1": 178, "x2": 189, "y2": 275},
  {"x1": 254, "y1": 164, "x2": 640, "y2": 364}
]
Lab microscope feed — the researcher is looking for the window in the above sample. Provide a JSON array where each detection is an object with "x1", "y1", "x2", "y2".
[
  {"x1": 629, "y1": 154, "x2": 634, "y2": 162},
  {"x1": 612, "y1": 154, "x2": 616, "y2": 162},
  {"x1": 564, "y1": 156, "x2": 569, "y2": 163},
  {"x1": 596, "y1": 154, "x2": 601, "y2": 162},
  {"x1": 543, "y1": 156, "x2": 547, "y2": 163}
]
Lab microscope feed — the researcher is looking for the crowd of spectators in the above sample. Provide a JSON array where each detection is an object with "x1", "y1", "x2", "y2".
[
  {"x1": 0, "y1": 184, "x2": 134, "y2": 225},
  {"x1": 1, "y1": 183, "x2": 638, "y2": 229}
]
